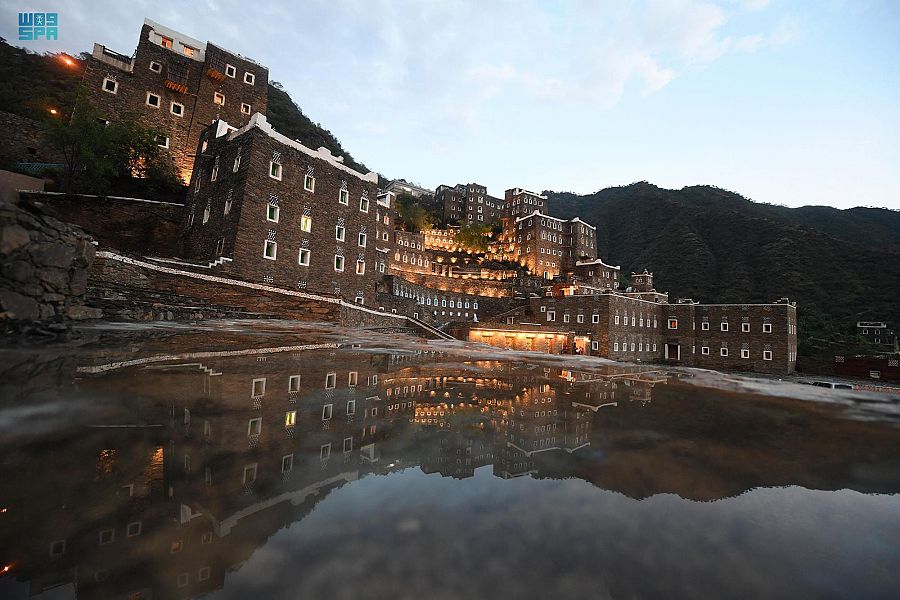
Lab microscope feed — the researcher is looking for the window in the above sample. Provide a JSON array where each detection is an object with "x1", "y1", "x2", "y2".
[
  {"x1": 322, "y1": 404, "x2": 333, "y2": 420},
  {"x1": 285, "y1": 411, "x2": 296, "y2": 427},
  {"x1": 288, "y1": 375, "x2": 301, "y2": 392},
  {"x1": 304, "y1": 175, "x2": 315, "y2": 192},
  {"x1": 149, "y1": 61, "x2": 162, "y2": 73},
  {"x1": 356, "y1": 260, "x2": 366, "y2": 275},
  {"x1": 577, "y1": 314, "x2": 584, "y2": 323},
  {"x1": 763, "y1": 323, "x2": 772, "y2": 333},
  {"x1": 126, "y1": 521, "x2": 142, "y2": 537},
  {"x1": 157, "y1": 135, "x2": 169, "y2": 149},
  {"x1": 233, "y1": 153, "x2": 241, "y2": 172},
  {"x1": 763, "y1": 350, "x2": 773, "y2": 361},
  {"x1": 320, "y1": 444, "x2": 331, "y2": 460},
  {"x1": 244, "y1": 72, "x2": 255, "y2": 85},
  {"x1": 247, "y1": 418, "x2": 261, "y2": 436},
  {"x1": 701, "y1": 346, "x2": 710, "y2": 355},
  {"x1": 269, "y1": 162, "x2": 282, "y2": 180},
  {"x1": 546, "y1": 310, "x2": 556, "y2": 322},
  {"x1": 339, "y1": 189, "x2": 349, "y2": 205},
  {"x1": 213, "y1": 92, "x2": 225, "y2": 105},
  {"x1": 741, "y1": 322, "x2": 750, "y2": 333},
  {"x1": 358, "y1": 232, "x2": 367, "y2": 247},
  {"x1": 701, "y1": 321, "x2": 709, "y2": 331},
  {"x1": 225, "y1": 64, "x2": 236, "y2": 78},
  {"x1": 347, "y1": 400, "x2": 356, "y2": 415},
  {"x1": 160, "y1": 36, "x2": 173, "y2": 48},
  {"x1": 183, "y1": 45, "x2": 197, "y2": 57},
  {"x1": 177, "y1": 573, "x2": 189, "y2": 588},
  {"x1": 563, "y1": 314, "x2": 570, "y2": 323},
  {"x1": 325, "y1": 373, "x2": 336, "y2": 389},
  {"x1": 360, "y1": 197, "x2": 369, "y2": 212},
  {"x1": 241, "y1": 103, "x2": 251, "y2": 115},
  {"x1": 211, "y1": 164, "x2": 218, "y2": 181},
  {"x1": 741, "y1": 349, "x2": 750, "y2": 358},
  {"x1": 146, "y1": 92, "x2": 161, "y2": 107},
  {"x1": 300, "y1": 214, "x2": 312, "y2": 232},
  {"x1": 198, "y1": 567, "x2": 211, "y2": 582},
  {"x1": 263, "y1": 240, "x2": 277, "y2": 260},
  {"x1": 102, "y1": 77, "x2": 118, "y2": 94},
  {"x1": 50, "y1": 540, "x2": 66, "y2": 556},
  {"x1": 721, "y1": 322, "x2": 729, "y2": 332},
  {"x1": 251, "y1": 378, "x2": 265, "y2": 397},
  {"x1": 720, "y1": 347, "x2": 728, "y2": 357},
  {"x1": 298, "y1": 248, "x2": 310, "y2": 266},
  {"x1": 348, "y1": 372, "x2": 358, "y2": 386},
  {"x1": 591, "y1": 341, "x2": 599, "y2": 351},
  {"x1": 224, "y1": 195, "x2": 232, "y2": 215},
  {"x1": 281, "y1": 454, "x2": 293, "y2": 473},
  {"x1": 99, "y1": 528, "x2": 115, "y2": 545},
  {"x1": 242, "y1": 463, "x2": 257, "y2": 483},
  {"x1": 267, "y1": 204, "x2": 279, "y2": 222},
  {"x1": 592, "y1": 314, "x2": 600, "y2": 324},
  {"x1": 335, "y1": 225, "x2": 345, "y2": 241},
  {"x1": 668, "y1": 318, "x2": 678, "y2": 330}
]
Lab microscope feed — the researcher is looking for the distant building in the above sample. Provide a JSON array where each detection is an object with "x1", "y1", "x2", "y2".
[
  {"x1": 436, "y1": 182, "x2": 505, "y2": 225},
  {"x1": 856, "y1": 321, "x2": 895, "y2": 347},
  {"x1": 78, "y1": 18, "x2": 269, "y2": 182},
  {"x1": 385, "y1": 179, "x2": 432, "y2": 198}
]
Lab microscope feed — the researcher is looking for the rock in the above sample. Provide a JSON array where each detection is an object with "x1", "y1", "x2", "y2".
[
  {"x1": 0, "y1": 290, "x2": 40, "y2": 320},
  {"x1": 2, "y1": 260, "x2": 34, "y2": 282},
  {"x1": 166, "y1": 310, "x2": 174, "y2": 321},
  {"x1": 67, "y1": 305, "x2": 102, "y2": 320},
  {"x1": 39, "y1": 268, "x2": 70, "y2": 291},
  {"x1": 29, "y1": 242, "x2": 74, "y2": 269},
  {"x1": 1, "y1": 224, "x2": 30, "y2": 255}
]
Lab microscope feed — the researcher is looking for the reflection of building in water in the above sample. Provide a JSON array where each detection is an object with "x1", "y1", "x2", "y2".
[{"x1": 0, "y1": 350, "x2": 664, "y2": 599}]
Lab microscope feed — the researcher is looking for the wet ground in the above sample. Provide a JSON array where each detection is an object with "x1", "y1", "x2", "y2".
[{"x1": 1, "y1": 320, "x2": 899, "y2": 599}]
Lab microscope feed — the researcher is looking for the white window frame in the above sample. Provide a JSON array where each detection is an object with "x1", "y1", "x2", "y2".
[
  {"x1": 721, "y1": 322, "x2": 729, "y2": 332},
  {"x1": 251, "y1": 377, "x2": 266, "y2": 397},
  {"x1": 304, "y1": 175, "x2": 315, "y2": 192},
  {"x1": 358, "y1": 232, "x2": 367, "y2": 247},
  {"x1": 325, "y1": 373, "x2": 336, "y2": 389},
  {"x1": 334, "y1": 255, "x2": 344, "y2": 272},
  {"x1": 339, "y1": 189, "x2": 349, "y2": 205},
  {"x1": 335, "y1": 225, "x2": 345, "y2": 241},
  {"x1": 322, "y1": 404, "x2": 333, "y2": 420},
  {"x1": 244, "y1": 72, "x2": 255, "y2": 85},
  {"x1": 170, "y1": 101, "x2": 184, "y2": 117},
  {"x1": 263, "y1": 240, "x2": 277, "y2": 260},
  {"x1": 225, "y1": 64, "x2": 236, "y2": 78},
  {"x1": 298, "y1": 248, "x2": 310, "y2": 266},
  {"x1": 763, "y1": 323, "x2": 772, "y2": 333},
  {"x1": 266, "y1": 204, "x2": 279, "y2": 223},
  {"x1": 149, "y1": 61, "x2": 162, "y2": 73},
  {"x1": 241, "y1": 102, "x2": 251, "y2": 115},
  {"x1": 146, "y1": 91, "x2": 161, "y2": 108},
  {"x1": 301, "y1": 214, "x2": 312, "y2": 232},
  {"x1": 247, "y1": 418, "x2": 261, "y2": 436},
  {"x1": 356, "y1": 259, "x2": 366, "y2": 275},
  {"x1": 720, "y1": 347, "x2": 728, "y2": 357},
  {"x1": 741, "y1": 348, "x2": 750, "y2": 358},
  {"x1": 269, "y1": 162, "x2": 282, "y2": 180},
  {"x1": 592, "y1": 314, "x2": 600, "y2": 324},
  {"x1": 102, "y1": 77, "x2": 118, "y2": 94},
  {"x1": 157, "y1": 135, "x2": 169, "y2": 149},
  {"x1": 288, "y1": 375, "x2": 301, "y2": 392},
  {"x1": 701, "y1": 346, "x2": 710, "y2": 355},
  {"x1": 213, "y1": 91, "x2": 225, "y2": 106},
  {"x1": 763, "y1": 350, "x2": 773, "y2": 361},
  {"x1": 701, "y1": 321, "x2": 710, "y2": 331},
  {"x1": 742, "y1": 322, "x2": 750, "y2": 333},
  {"x1": 668, "y1": 318, "x2": 678, "y2": 330}
]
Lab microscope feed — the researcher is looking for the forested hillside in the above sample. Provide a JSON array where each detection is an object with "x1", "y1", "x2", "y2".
[{"x1": 546, "y1": 182, "x2": 900, "y2": 360}]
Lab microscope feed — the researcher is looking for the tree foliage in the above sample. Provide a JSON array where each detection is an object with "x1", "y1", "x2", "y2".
[
  {"x1": 395, "y1": 193, "x2": 436, "y2": 232},
  {"x1": 455, "y1": 222, "x2": 493, "y2": 253},
  {"x1": 44, "y1": 103, "x2": 181, "y2": 195}
]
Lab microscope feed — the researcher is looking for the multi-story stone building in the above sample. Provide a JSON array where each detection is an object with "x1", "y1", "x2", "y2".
[
  {"x1": 504, "y1": 188, "x2": 547, "y2": 219},
  {"x1": 79, "y1": 19, "x2": 269, "y2": 182},
  {"x1": 436, "y1": 182, "x2": 505, "y2": 225},
  {"x1": 180, "y1": 113, "x2": 381, "y2": 305},
  {"x1": 856, "y1": 321, "x2": 895, "y2": 347},
  {"x1": 508, "y1": 211, "x2": 598, "y2": 279},
  {"x1": 385, "y1": 179, "x2": 432, "y2": 198}
]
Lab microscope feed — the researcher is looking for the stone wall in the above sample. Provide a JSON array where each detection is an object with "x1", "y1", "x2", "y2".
[
  {"x1": 0, "y1": 193, "x2": 99, "y2": 322},
  {"x1": 20, "y1": 191, "x2": 184, "y2": 256},
  {"x1": 0, "y1": 111, "x2": 61, "y2": 166}
]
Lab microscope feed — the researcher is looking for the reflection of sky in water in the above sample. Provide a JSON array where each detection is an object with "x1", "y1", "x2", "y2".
[
  {"x1": 219, "y1": 468, "x2": 900, "y2": 599},
  {"x1": 0, "y1": 322, "x2": 898, "y2": 599}
]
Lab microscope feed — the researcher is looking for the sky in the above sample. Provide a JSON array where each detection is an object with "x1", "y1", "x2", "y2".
[{"x1": 1, "y1": 0, "x2": 898, "y2": 209}]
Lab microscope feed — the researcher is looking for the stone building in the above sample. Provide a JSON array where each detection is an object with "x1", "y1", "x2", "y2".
[
  {"x1": 180, "y1": 113, "x2": 381, "y2": 305},
  {"x1": 504, "y1": 187, "x2": 547, "y2": 219},
  {"x1": 79, "y1": 19, "x2": 269, "y2": 182},
  {"x1": 436, "y1": 182, "x2": 505, "y2": 225},
  {"x1": 508, "y1": 211, "x2": 597, "y2": 279},
  {"x1": 856, "y1": 321, "x2": 895, "y2": 347}
]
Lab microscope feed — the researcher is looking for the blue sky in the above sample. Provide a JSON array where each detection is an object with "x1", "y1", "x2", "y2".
[{"x1": 1, "y1": 0, "x2": 898, "y2": 209}]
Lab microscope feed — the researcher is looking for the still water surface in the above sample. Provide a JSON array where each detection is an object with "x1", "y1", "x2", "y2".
[{"x1": 1, "y1": 322, "x2": 898, "y2": 599}]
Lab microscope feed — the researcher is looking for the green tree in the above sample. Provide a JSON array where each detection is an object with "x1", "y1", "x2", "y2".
[
  {"x1": 396, "y1": 193, "x2": 437, "y2": 232},
  {"x1": 455, "y1": 222, "x2": 492, "y2": 253},
  {"x1": 44, "y1": 103, "x2": 180, "y2": 194}
]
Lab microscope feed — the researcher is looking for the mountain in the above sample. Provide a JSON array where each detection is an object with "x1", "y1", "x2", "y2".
[
  {"x1": 545, "y1": 182, "x2": 900, "y2": 361},
  {"x1": 0, "y1": 38, "x2": 369, "y2": 174}
]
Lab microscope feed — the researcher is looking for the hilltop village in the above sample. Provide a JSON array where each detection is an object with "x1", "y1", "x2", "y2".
[{"x1": 60, "y1": 19, "x2": 799, "y2": 373}]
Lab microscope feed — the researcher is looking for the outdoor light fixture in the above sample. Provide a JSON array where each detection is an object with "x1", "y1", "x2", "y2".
[{"x1": 49, "y1": 108, "x2": 58, "y2": 115}]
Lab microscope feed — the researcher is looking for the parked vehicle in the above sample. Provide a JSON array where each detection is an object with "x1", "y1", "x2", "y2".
[{"x1": 810, "y1": 381, "x2": 854, "y2": 390}]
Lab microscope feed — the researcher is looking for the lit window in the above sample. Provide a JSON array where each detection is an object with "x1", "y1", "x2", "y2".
[
  {"x1": 146, "y1": 92, "x2": 161, "y2": 107},
  {"x1": 160, "y1": 36, "x2": 173, "y2": 49},
  {"x1": 213, "y1": 92, "x2": 225, "y2": 106},
  {"x1": 102, "y1": 78, "x2": 118, "y2": 94},
  {"x1": 149, "y1": 61, "x2": 162, "y2": 73},
  {"x1": 241, "y1": 103, "x2": 251, "y2": 115},
  {"x1": 263, "y1": 240, "x2": 277, "y2": 260},
  {"x1": 225, "y1": 64, "x2": 236, "y2": 78},
  {"x1": 183, "y1": 45, "x2": 197, "y2": 57},
  {"x1": 170, "y1": 101, "x2": 184, "y2": 116},
  {"x1": 285, "y1": 411, "x2": 296, "y2": 427},
  {"x1": 339, "y1": 189, "x2": 349, "y2": 205},
  {"x1": 269, "y1": 162, "x2": 282, "y2": 180},
  {"x1": 304, "y1": 175, "x2": 315, "y2": 192},
  {"x1": 298, "y1": 248, "x2": 310, "y2": 266},
  {"x1": 267, "y1": 204, "x2": 279, "y2": 222},
  {"x1": 244, "y1": 72, "x2": 255, "y2": 85},
  {"x1": 668, "y1": 318, "x2": 678, "y2": 330},
  {"x1": 300, "y1": 214, "x2": 312, "y2": 232},
  {"x1": 356, "y1": 260, "x2": 365, "y2": 275}
]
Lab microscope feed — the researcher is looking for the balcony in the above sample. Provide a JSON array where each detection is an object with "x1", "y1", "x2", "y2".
[{"x1": 165, "y1": 61, "x2": 189, "y2": 94}]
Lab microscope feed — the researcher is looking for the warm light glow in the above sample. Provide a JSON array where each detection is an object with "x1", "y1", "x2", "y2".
[
  {"x1": 49, "y1": 108, "x2": 58, "y2": 115},
  {"x1": 1, "y1": 564, "x2": 11, "y2": 574},
  {"x1": 62, "y1": 57, "x2": 74, "y2": 66}
]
